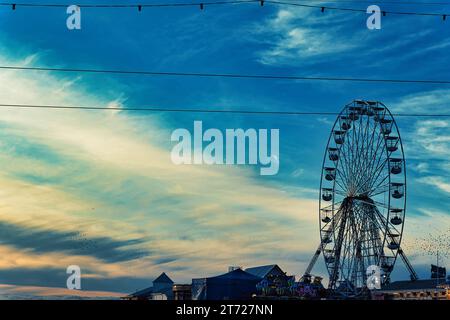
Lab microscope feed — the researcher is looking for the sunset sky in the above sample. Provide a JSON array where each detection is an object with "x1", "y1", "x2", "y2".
[{"x1": 0, "y1": 1, "x2": 449, "y2": 297}]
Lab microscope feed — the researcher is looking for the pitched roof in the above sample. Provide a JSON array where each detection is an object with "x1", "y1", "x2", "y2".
[
  {"x1": 210, "y1": 268, "x2": 263, "y2": 281},
  {"x1": 245, "y1": 265, "x2": 279, "y2": 278},
  {"x1": 381, "y1": 279, "x2": 448, "y2": 291},
  {"x1": 127, "y1": 286, "x2": 153, "y2": 298},
  {"x1": 153, "y1": 272, "x2": 174, "y2": 284}
]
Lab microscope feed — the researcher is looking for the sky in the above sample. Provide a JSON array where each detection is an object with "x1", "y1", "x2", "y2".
[{"x1": 0, "y1": 0, "x2": 449, "y2": 298}]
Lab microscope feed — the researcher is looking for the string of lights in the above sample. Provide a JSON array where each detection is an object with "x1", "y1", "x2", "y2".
[
  {"x1": 1, "y1": 103, "x2": 449, "y2": 117},
  {"x1": 0, "y1": 0, "x2": 449, "y2": 19},
  {"x1": 268, "y1": 0, "x2": 449, "y2": 17}
]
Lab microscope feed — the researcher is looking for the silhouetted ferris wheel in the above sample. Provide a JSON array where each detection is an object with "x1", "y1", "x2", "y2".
[{"x1": 303, "y1": 100, "x2": 418, "y2": 298}]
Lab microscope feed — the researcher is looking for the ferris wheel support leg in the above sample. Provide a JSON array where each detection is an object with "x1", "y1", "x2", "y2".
[
  {"x1": 398, "y1": 247, "x2": 419, "y2": 281},
  {"x1": 329, "y1": 207, "x2": 348, "y2": 290},
  {"x1": 304, "y1": 244, "x2": 322, "y2": 276}
]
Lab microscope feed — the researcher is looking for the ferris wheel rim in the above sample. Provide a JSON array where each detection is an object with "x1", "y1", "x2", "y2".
[{"x1": 318, "y1": 100, "x2": 407, "y2": 296}]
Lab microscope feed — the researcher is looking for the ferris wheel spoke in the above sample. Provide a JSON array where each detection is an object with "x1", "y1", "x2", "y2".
[
  {"x1": 357, "y1": 133, "x2": 386, "y2": 192},
  {"x1": 321, "y1": 200, "x2": 343, "y2": 211},
  {"x1": 334, "y1": 142, "x2": 350, "y2": 187},
  {"x1": 359, "y1": 207, "x2": 378, "y2": 265},
  {"x1": 373, "y1": 208, "x2": 401, "y2": 236},
  {"x1": 352, "y1": 114, "x2": 371, "y2": 189},
  {"x1": 335, "y1": 168, "x2": 350, "y2": 191},
  {"x1": 359, "y1": 206, "x2": 380, "y2": 267},
  {"x1": 339, "y1": 132, "x2": 352, "y2": 186},
  {"x1": 357, "y1": 151, "x2": 388, "y2": 194},
  {"x1": 350, "y1": 116, "x2": 363, "y2": 189},
  {"x1": 366, "y1": 208, "x2": 388, "y2": 243},
  {"x1": 372, "y1": 200, "x2": 389, "y2": 210},
  {"x1": 334, "y1": 189, "x2": 347, "y2": 198},
  {"x1": 372, "y1": 209, "x2": 403, "y2": 257},
  {"x1": 367, "y1": 183, "x2": 390, "y2": 198},
  {"x1": 329, "y1": 206, "x2": 345, "y2": 231},
  {"x1": 367, "y1": 172, "x2": 390, "y2": 195},
  {"x1": 334, "y1": 179, "x2": 348, "y2": 195},
  {"x1": 361, "y1": 204, "x2": 386, "y2": 262},
  {"x1": 356, "y1": 198, "x2": 389, "y2": 210},
  {"x1": 362, "y1": 118, "x2": 379, "y2": 188},
  {"x1": 339, "y1": 220, "x2": 350, "y2": 266},
  {"x1": 363, "y1": 127, "x2": 385, "y2": 181},
  {"x1": 367, "y1": 158, "x2": 390, "y2": 192},
  {"x1": 344, "y1": 110, "x2": 356, "y2": 188},
  {"x1": 367, "y1": 168, "x2": 390, "y2": 194}
]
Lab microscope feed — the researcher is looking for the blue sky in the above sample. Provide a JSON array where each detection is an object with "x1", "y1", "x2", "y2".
[{"x1": 0, "y1": 1, "x2": 449, "y2": 297}]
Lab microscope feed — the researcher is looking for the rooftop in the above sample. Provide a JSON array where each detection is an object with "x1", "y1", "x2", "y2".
[
  {"x1": 153, "y1": 272, "x2": 174, "y2": 284},
  {"x1": 245, "y1": 264, "x2": 280, "y2": 278},
  {"x1": 380, "y1": 279, "x2": 449, "y2": 292}
]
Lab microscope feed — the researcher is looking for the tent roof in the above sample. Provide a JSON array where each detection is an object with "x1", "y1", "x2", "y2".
[
  {"x1": 208, "y1": 268, "x2": 263, "y2": 281},
  {"x1": 245, "y1": 264, "x2": 280, "y2": 278},
  {"x1": 153, "y1": 272, "x2": 174, "y2": 284}
]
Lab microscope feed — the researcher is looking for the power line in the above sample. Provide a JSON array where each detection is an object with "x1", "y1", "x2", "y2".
[
  {"x1": 0, "y1": 0, "x2": 449, "y2": 18},
  {"x1": 2, "y1": 65, "x2": 450, "y2": 85},
  {"x1": 1, "y1": 103, "x2": 449, "y2": 117}
]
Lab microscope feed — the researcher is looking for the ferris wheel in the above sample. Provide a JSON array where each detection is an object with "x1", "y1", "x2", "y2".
[{"x1": 307, "y1": 100, "x2": 418, "y2": 298}]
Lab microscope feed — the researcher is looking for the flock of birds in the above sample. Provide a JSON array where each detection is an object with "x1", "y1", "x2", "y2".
[{"x1": 403, "y1": 225, "x2": 450, "y2": 265}]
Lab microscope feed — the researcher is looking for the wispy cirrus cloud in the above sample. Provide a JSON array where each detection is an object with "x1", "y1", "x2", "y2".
[
  {"x1": 417, "y1": 176, "x2": 450, "y2": 195},
  {"x1": 250, "y1": 8, "x2": 356, "y2": 66},
  {"x1": 391, "y1": 89, "x2": 450, "y2": 115}
]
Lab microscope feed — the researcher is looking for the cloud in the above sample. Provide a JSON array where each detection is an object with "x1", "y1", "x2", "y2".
[
  {"x1": 0, "y1": 267, "x2": 147, "y2": 295},
  {"x1": 0, "y1": 284, "x2": 124, "y2": 300},
  {"x1": 391, "y1": 89, "x2": 450, "y2": 114},
  {"x1": 410, "y1": 162, "x2": 430, "y2": 174},
  {"x1": 291, "y1": 168, "x2": 304, "y2": 178},
  {"x1": 250, "y1": 8, "x2": 356, "y2": 65},
  {"x1": 0, "y1": 220, "x2": 150, "y2": 263},
  {"x1": 390, "y1": 90, "x2": 450, "y2": 170},
  {"x1": 0, "y1": 52, "x2": 321, "y2": 291},
  {"x1": 417, "y1": 176, "x2": 450, "y2": 195},
  {"x1": 388, "y1": 90, "x2": 450, "y2": 226}
]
